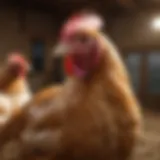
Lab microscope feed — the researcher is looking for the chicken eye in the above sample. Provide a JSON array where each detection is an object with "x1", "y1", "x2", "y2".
[
  {"x1": 71, "y1": 33, "x2": 93, "y2": 45},
  {"x1": 31, "y1": 148, "x2": 46, "y2": 157},
  {"x1": 78, "y1": 35, "x2": 88, "y2": 43}
]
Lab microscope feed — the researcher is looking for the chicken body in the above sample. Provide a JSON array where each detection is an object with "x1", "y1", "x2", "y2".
[
  {"x1": 0, "y1": 15, "x2": 141, "y2": 160},
  {"x1": 2, "y1": 78, "x2": 31, "y2": 106}
]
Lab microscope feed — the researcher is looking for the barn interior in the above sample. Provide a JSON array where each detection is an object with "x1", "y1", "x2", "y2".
[
  {"x1": 0, "y1": 0, "x2": 159, "y2": 159},
  {"x1": 0, "y1": 0, "x2": 159, "y2": 107}
]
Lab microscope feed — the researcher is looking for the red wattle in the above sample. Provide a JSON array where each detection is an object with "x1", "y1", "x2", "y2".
[{"x1": 64, "y1": 55, "x2": 73, "y2": 75}]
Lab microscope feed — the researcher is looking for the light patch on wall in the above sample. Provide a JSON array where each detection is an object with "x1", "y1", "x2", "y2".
[{"x1": 151, "y1": 16, "x2": 160, "y2": 31}]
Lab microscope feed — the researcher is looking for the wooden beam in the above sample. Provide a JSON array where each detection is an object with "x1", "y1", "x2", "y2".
[
  {"x1": 17, "y1": 7, "x2": 26, "y2": 33},
  {"x1": 116, "y1": 0, "x2": 137, "y2": 8}
]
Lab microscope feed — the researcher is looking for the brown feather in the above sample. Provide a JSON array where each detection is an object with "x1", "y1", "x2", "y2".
[{"x1": 0, "y1": 32, "x2": 141, "y2": 160}]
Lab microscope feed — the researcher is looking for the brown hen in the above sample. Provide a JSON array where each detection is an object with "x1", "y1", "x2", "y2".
[
  {"x1": 0, "y1": 53, "x2": 32, "y2": 127},
  {"x1": 0, "y1": 12, "x2": 141, "y2": 160}
]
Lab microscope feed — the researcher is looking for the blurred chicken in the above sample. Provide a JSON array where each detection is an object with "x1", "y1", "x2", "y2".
[
  {"x1": 0, "y1": 53, "x2": 32, "y2": 126},
  {"x1": 0, "y1": 12, "x2": 141, "y2": 160}
]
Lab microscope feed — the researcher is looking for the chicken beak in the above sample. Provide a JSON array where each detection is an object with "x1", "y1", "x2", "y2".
[
  {"x1": 53, "y1": 43, "x2": 70, "y2": 58},
  {"x1": 27, "y1": 64, "x2": 32, "y2": 72}
]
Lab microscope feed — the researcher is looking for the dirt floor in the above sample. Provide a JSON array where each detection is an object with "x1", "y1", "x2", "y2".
[{"x1": 133, "y1": 109, "x2": 160, "y2": 160}]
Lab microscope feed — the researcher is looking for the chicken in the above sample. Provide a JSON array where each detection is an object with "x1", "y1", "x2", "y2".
[
  {"x1": 0, "y1": 12, "x2": 141, "y2": 160},
  {"x1": 31, "y1": 84, "x2": 62, "y2": 105},
  {"x1": 0, "y1": 53, "x2": 32, "y2": 126}
]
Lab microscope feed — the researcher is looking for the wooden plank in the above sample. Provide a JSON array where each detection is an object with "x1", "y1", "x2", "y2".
[{"x1": 117, "y1": 0, "x2": 137, "y2": 8}]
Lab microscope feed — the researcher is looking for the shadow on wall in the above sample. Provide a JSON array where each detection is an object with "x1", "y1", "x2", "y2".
[{"x1": 50, "y1": 57, "x2": 65, "y2": 84}]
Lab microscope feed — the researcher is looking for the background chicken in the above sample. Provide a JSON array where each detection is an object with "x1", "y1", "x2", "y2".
[
  {"x1": 0, "y1": 53, "x2": 32, "y2": 126},
  {"x1": 0, "y1": 12, "x2": 141, "y2": 160}
]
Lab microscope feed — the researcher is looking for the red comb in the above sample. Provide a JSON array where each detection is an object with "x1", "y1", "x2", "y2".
[
  {"x1": 8, "y1": 53, "x2": 25, "y2": 63},
  {"x1": 61, "y1": 12, "x2": 104, "y2": 37}
]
